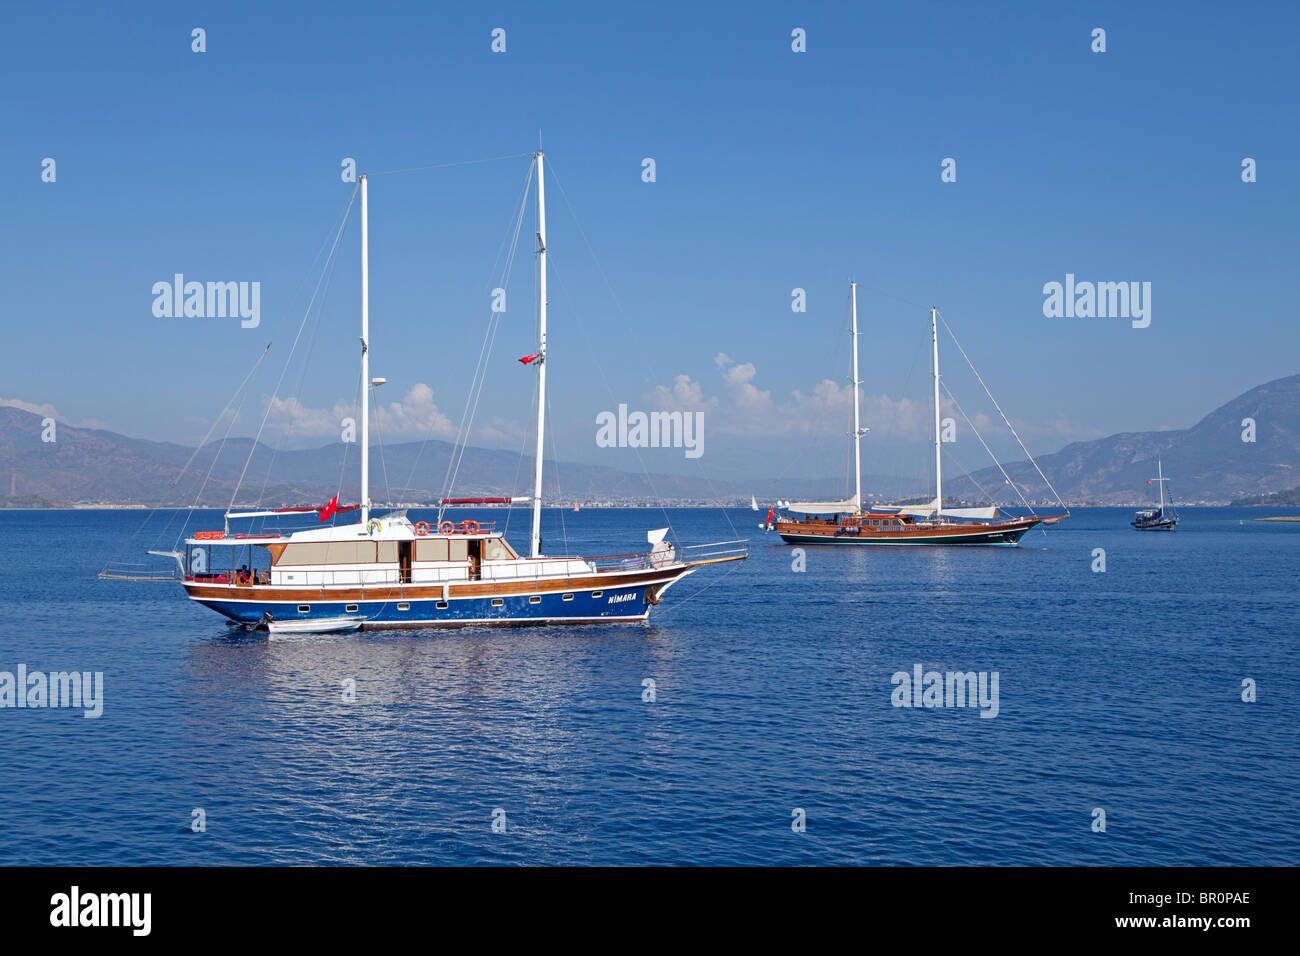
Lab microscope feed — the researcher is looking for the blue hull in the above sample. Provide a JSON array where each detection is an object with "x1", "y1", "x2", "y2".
[{"x1": 194, "y1": 582, "x2": 654, "y2": 628}]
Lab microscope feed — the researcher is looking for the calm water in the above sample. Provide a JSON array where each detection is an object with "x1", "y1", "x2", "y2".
[{"x1": 1, "y1": 506, "x2": 1297, "y2": 866}]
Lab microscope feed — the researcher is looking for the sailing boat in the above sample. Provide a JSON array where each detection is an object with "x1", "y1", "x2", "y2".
[
  {"x1": 1132, "y1": 459, "x2": 1179, "y2": 530},
  {"x1": 132, "y1": 153, "x2": 744, "y2": 628},
  {"x1": 772, "y1": 283, "x2": 1067, "y2": 546}
]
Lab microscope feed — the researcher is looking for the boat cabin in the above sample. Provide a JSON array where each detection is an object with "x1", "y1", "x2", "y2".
[{"x1": 184, "y1": 514, "x2": 593, "y2": 588}]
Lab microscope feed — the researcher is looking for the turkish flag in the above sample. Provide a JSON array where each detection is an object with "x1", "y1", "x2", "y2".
[
  {"x1": 518, "y1": 354, "x2": 540, "y2": 365},
  {"x1": 319, "y1": 493, "x2": 340, "y2": 522}
]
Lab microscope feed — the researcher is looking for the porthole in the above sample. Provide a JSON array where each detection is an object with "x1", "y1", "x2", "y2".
[
  {"x1": 491, "y1": 598, "x2": 504, "y2": 607},
  {"x1": 562, "y1": 593, "x2": 574, "y2": 601},
  {"x1": 346, "y1": 604, "x2": 359, "y2": 613},
  {"x1": 298, "y1": 605, "x2": 310, "y2": 613},
  {"x1": 591, "y1": 590, "x2": 603, "y2": 599},
  {"x1": 436, "y1": 600, "x2": 448, "y2": 609},
  {"x1": 397, "y1": 603, "x2": 410, "y2": 611},
  {"x1": 529, "y1": 595, "x2": 541, "y2": 604}
]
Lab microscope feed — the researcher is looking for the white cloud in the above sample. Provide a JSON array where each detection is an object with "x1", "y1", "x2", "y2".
[
  {"x1": 0, "y1": 398, "x2": 106, "y2": 429},
  {"x1": 264, "y1": 383, "x2": 455, "y2": 442}
]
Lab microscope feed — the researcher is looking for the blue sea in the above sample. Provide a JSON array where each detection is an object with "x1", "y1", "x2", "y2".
[{"x1": 1, "y1": 506, "x2": 1297, "y2": 866}]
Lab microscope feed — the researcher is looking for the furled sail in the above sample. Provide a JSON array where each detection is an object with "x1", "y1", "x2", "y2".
[
  {"x1": 895, "y1": 498, "x2": 1000, "y2": 520},
  {"x1": 785, "y1": 497, "x2": 860, "y2": 515}
]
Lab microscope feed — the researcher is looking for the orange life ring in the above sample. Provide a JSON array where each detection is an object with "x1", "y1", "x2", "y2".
[
  {"x1": 438, "y1": 520, "x2": 455, "y2": 535},
  {"x1": 459, "y1": 519, "x2": 479, "y2": 535},
  {"x1": 194, "y1": 531, "x2": 224, "y2": 540},
  {"x1": 414, "y1": 521, "x2": 430, "y2": 536}
]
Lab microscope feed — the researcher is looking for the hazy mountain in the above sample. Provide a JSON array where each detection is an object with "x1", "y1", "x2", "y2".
[
  {"x1": 0, "y1": 405, "x2": 916, "y2": 507},
  {"x1": 5, "y1": 372, "x2": 1296, "y2": 507},
  {"x1": 945, "y1": 373, "x2": 1300, "y2": 505}
]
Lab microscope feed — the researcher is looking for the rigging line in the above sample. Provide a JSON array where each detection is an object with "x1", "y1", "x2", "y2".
[
  {"x1": 544, "y1": 387, "x2": 569, "y2": 555},
  {"x1": 436, "y1": 161, "x2": 534, "y2": 514},
  {"x1": 543, "y1": 162, "x2": 680, "y2": 540},
  {"x1": 333, "y1": 365, "x2": 365, "y2": 516},
  {"x1": 174, "y1": 349, "x2": 265, "y2": 549},
  {"x1": 438, "y1": 165, "x2": 530, "y2": 508},
  {"x1": 940, "y1": 380, "x2": 1036, "y2": 515},
  {"x1": 650, "y1": 558, "x2": 746, "y2": 619},
  {"x1": 368, "y1": 152, "x2": 535, "y2": 177},
  {"x1": 936, "y1": 309, "x2": 1069, "y2": 513},
  {"x1": 398, "y1": 157, "x2": 535, "y2": 504},
  {"x1": 543, "y1": 251, "x2": 675, "y2": 545},
  {"x1": 939, "y1": 445, "x2": 1000, "y2": 510},
  {"x1": 107, "y1": 344, "x2": 271, "y2": 572},
  {"x1": 252, "y1": 201, "x2": 350, "y2": 523},
  {"x1": 371, "y1": 385, "x2": 392, "y2": 508},
  {"x1": 227, "y1": 187, "x2": 358, "y2": 517}
]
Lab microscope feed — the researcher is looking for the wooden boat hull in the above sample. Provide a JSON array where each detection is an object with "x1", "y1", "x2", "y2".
[
  {"x1": 777, "y1": 515, "x2": 1045, "y2": 547},
  {"x1": 183, "y1": 563, "x2": 695, "y2": 629}
]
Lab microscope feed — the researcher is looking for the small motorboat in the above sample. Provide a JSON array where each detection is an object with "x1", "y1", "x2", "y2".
[{"x1": 256, "y1": 613, "x2": 363, "y2": 635}]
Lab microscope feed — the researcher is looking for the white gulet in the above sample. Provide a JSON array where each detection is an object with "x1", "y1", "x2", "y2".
[{"x1": 116, "y1": 153, "x2": 745, "y2": 631}]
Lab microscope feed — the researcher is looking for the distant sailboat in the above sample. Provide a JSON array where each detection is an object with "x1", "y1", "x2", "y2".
[
  {"x1": 1132, "y1": 459, "x2": 1179, "y2": 530},
  {"x1": 772, "y1": 283, "x2": 1068, "y2": 546}
]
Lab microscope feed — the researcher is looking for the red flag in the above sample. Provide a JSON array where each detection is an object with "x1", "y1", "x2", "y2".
[
  {"x1": 518, "y1": 354, "x2": 540, "y2": 365},
  {"x1": 1147, "y1": 480, "x2": 1152, "y2": 485},
  {"x1": 319, "y1": 493, "x2": 339, "y2": 522}
]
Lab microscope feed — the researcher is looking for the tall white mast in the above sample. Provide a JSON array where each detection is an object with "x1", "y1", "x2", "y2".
[
  {"x1": 360, "y1": 173, "x2": 371, "y2": 526},
  {"x1": 1157, "y1": 459, "x2": 1165, "y2": 512},
  {"x1": 931, "y1": 307, "x2": 942, "y2": 516},
  {"x1": 850, "y1": 282, "x2": 862, "y2": 513},
  {"x1": 529, "y1": 152, "x2": 548, "y2": 558}
]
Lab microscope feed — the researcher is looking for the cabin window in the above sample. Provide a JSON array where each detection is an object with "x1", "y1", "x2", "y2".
[
  {"x1": 346, "y1": 604, "x2": 359, "y2": 613},
  {"x1": 298, "y1": 605, "x2": 310, "y2": 613},
  {"x1": 491, "y1": 598, "x2": 504, "y2": 607},
  {"x1": 436, "y1": 600, "x2": 448, "y2": 609},
  {"x1": 416, "y1": 538, "x2": 449, "y2": 561},
  {"x1": 482, "y1": 536, "x2": 517, "y2": 561},
  {"x1": 376, "y1": 541, "x2": 399, "y2": 562},
  {"x1": 562, "y1": 593, "x2": 574, "y2": 601},
  {"x1": 529, "y1": 595, "x2": 541, "y2": 604},
  {"x1": 591, "y1": 590, "x2": 603, "y2": 599},
  {"x1": 448, "y1": 539, "x2": 469, "y2": 562},
  {"x1": 397, "y1": 603, "x2": 410, "y2": 611},
  {"x1": 277, "y1": 542, "x2": 377, "y2": 566}
]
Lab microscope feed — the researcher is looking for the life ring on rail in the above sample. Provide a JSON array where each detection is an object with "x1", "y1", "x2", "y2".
[
  {"x1": 438, "y1": 520, "x2": 455, "y2": 535},
  {"x1": 414, "y1": 521, "x2": 430, "y2": 536},
  {"x1": 459, "y1": 519, "x2": 479, "y2": 535}
]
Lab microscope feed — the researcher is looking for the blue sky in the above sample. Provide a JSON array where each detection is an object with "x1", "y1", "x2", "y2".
[{"x1": 3, "y1": 0, "x2": 1297, "y2": 487}]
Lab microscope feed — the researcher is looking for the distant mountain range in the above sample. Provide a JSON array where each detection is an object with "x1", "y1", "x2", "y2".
[
  {"x1": 3, "y1": 372, "x2": 1298, "y2": 507},
  {"x1": 945, "y1": 372, "x2": 1300, "y2": 505},
  {"x1": 0, "y1": 405, "x2": 918, "y2": 508}
]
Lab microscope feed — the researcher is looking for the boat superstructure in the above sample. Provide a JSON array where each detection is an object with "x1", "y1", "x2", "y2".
[{"x1": 771, "y1": 285, "x2": 1067, "y2": 547}]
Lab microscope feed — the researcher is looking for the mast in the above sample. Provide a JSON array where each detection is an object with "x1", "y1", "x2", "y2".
[
  {"x1": 931, "y1": 307, "x2": 942, "y2": 516},
  {"x1": 360, "y1": 173, "x2": 370, "y2": 527},
  {"x1": 530, "y1": 152, "x2": 547, "y2": 558},
  {"x1": 1157, "y1": 459, "x2": 1166, "y2": 513},
  {"x1": 850, "y1": 282, "x2": 862, "y2": 513}
]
